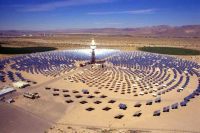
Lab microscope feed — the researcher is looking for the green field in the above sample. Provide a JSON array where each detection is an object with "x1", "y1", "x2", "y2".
[
  {"x1": 0, "y1": 46, "x2": 57, "y2": 54},
  {"x1": 138, "y1": 47, "x2": 200, "y2": 55}
]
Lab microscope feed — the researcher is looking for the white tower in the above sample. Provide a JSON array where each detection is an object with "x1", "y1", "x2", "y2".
[{"x1": 90, "y1": 39, "x2": 96, "y2": 64}]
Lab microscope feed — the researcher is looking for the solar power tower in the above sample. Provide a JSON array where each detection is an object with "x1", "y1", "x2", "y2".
[{"x1": 90, "y1": 39, "x2": 96, "y2": 64}]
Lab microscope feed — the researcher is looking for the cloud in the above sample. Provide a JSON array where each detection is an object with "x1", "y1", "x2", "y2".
[
  {"x1": 94, "y1": 22, "x2": 122, "y2": 25},
  {"x1": 88, "y1": 9, "x2": 157, "y2": 15},
  {"x1": 20, "y1": 0, "x2": 115, "y2": 12}
]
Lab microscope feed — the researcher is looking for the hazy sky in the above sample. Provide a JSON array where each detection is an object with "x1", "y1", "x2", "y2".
[{"x1": 0, "y1": 0, "x2": 200, "y2": 30}]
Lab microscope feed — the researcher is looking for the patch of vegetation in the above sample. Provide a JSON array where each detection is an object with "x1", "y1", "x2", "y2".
[
  {"x1": 0, "y1": 46, "x2": 57, "y2": 54},
  {"x1": 138, "y1": 47, "x2": 200, "y2": 55}
]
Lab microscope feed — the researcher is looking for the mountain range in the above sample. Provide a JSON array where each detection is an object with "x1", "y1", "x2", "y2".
[{"x1": 0, "y1": 25, "x2": 200, "y2": 37}]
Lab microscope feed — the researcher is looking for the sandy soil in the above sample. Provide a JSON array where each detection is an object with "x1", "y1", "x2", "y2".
[
  {"x1": 2, "y1": 64, "x2": 197, "y2": 133},
  {"x1": 0, "y1": 103, "x2": 51, "y2": 133}
]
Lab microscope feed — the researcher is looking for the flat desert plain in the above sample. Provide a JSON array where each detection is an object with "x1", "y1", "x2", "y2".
[{"x1": 0, "y1": 35, "x2": 200, "y2": 133}]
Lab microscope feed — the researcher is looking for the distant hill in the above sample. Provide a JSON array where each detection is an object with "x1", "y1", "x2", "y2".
[{"x1": 1, "y1": 25, "x2": 200, "y2": 37}]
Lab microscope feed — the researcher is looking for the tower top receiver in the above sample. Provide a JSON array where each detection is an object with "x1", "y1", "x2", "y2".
[{"x1": 90, "y1": 39, "x2": 96, "y2": 50}]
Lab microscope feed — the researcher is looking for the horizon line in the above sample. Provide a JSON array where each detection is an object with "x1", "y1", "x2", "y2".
[{"x1": 0, "y1": 24, "x2": 200, "y2": 31}]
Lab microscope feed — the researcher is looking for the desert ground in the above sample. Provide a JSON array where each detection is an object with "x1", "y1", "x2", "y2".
[
  {"x1": 1, "y1": 35, "x2": 200, "y2": 60},
  {"x1": 0, "y1": 35, "x2": 200, "y2": 133}
]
